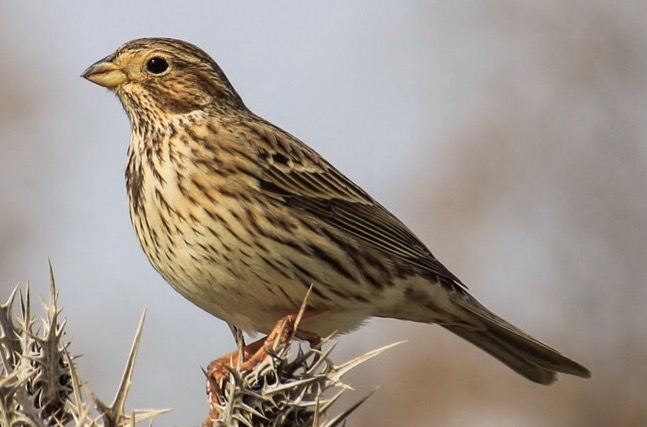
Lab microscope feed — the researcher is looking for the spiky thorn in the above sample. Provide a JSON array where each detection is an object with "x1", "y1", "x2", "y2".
[
  {"x1": 0, "y1": 285, "x2": 22, "y2": 368},
  {"x1": 203, "y1": 282, "x2": 404, "y2": 426},
  {"x1": 326, "y1": 341, "x2": 405, "y2": 385},
  {"x1": 0, "y1": 269, "x2": 71, "y2": 426},
  {"x1": 290, "y1": 283, "x2": 314, "y2": 342},
  {"x1": 95, "y1": 311, "x2": 171, "y2": 426},
  {"x1": 26, "y1": 262, "x2": 73, "y2": 424},
  {"x1": 213, "y1": 336, "x2": 402, "y2": 426},
  {"x1": 0, "y1": 368, "x2": 47, "y2": 427},
  {"x1": 2, "y1": 266, "x2": 171, "y2": 426},
  {"x1": 318, "y1": 389, "x2": 376, "y2": 427},
  {"x1": 63, "y1": 345, "x2": 94, "y2": 426}
]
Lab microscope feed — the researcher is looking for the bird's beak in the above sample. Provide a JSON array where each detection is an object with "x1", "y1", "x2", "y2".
[{"x1": 81, "y1": 55, "x2": 127, "y2": 88}]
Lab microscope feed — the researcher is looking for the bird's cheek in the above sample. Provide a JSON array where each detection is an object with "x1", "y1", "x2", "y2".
[{"x1": 159, "y1": 88, "x2": 212, "y2": 113}]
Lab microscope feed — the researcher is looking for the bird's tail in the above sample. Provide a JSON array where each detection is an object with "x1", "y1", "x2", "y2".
[{"x1": 441, "y1": 294, "x2": 591, "y2": 385}]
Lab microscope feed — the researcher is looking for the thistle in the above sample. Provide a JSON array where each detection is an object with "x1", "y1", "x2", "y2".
[
  {"x1": 205, "y1": 334, "x2": 398, "y2": 427},
  {"x1": 0, "y1": 264, "x2": 168, "y2": 426},
  {"x1": 1, "y1": 265, "x2": 396, "y2": 426}
]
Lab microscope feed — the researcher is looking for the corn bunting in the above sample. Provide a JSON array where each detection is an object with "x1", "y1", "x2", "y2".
[{"x1": 82, "y1": 38, "x2": 590, "y2": 384}]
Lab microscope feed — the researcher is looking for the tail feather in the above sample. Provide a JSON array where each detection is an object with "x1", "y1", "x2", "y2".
[
  {"x1": 444, "y1": 326, "x2": 558, "y2": 384},
  {"x1": 442, "y1": 294, "x2": 591, "y2": 384}
]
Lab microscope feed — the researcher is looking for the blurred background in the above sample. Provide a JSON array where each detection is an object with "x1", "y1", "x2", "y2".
[{"x1": 1, "y1": 1, "x2": 645, "y2": 426}]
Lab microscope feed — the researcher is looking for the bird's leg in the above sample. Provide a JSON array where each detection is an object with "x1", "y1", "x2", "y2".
[
  {"x1": 204, "y1": 312, "x2": 323, "y2": 424},
  {"x1": 204, "y1": 334, "x2": 268, "y2": 424},
  {"x1": 227, "y1": 323, "x2": 246, "y2": 364},
  {"x1": 205, "y1": 335, "x2": 266, "y2": 390},
  {"x1": 243, "y1": 312, "x2": 322, "y2": 367},
  {"x1": 205, "y1": 287, "x2": 324, "y2": 423},
  {"x1": 205, "y1": 310, "x2": 322, "y2": 392}
]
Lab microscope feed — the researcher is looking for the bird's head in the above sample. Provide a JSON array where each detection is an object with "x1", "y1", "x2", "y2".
[{"x1": 82, "y1": 38, "x2": 245, "y2": 125}]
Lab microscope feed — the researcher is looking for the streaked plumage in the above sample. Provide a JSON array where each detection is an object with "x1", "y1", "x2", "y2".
[{"x1": 82, "y1": 38, "x2": 590, "y2": 384}]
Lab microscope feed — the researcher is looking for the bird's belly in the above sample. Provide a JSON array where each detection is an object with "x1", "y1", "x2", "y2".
[
  {"x1": 131, "y1": 190, "x2": 376, "y2": 334},
  {"x1": 135, "y1": 212, "x2": 287, "y2": 331}
]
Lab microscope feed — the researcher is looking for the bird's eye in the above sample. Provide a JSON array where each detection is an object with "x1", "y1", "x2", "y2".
[{"x1": 146, "y1": 57, "x2": 169, "y2": 74}]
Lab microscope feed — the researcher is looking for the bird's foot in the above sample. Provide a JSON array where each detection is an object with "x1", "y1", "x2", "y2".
[{"x1": 203, "y1": 313, "x2": 321, "y2": 425}]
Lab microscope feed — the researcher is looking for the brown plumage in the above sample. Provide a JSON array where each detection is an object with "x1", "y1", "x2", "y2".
[{"x1": 82, "y1": 37, "x2": 590, "y2": 384}]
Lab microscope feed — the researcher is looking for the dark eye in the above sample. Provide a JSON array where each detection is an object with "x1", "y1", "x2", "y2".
[{"x1": 146, "y1": 57, "x2": 169, "y2": 74}]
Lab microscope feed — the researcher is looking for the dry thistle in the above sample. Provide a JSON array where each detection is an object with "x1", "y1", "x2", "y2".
[
  {"x1": 1, "y1": 265, "x2": 397, "y2": 426},
  {"x1": 204, "y1": 288, "x2": 401, "y2": 427},
  {"x1": 0, "y1": 264, "x2": 168, "y2": 426},
  {"x1": 205, "y1": 336, "x2": 400, "y2": 427},
  {"x1": 0, "y1": 265, "x2": 72, "y2": 426}
]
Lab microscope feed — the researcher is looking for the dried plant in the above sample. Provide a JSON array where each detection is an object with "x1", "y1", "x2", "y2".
[
  {"x1": 206, "y1": 335, "x2": 398, "y2": 427},
  {"x1": 0, "y1": 264, "x2": 168, "y2": 427},
  {"x1": 0, "y1": 265, "x2": 396, "y2": 426}
]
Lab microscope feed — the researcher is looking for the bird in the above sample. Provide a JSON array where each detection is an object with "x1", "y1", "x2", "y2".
[{"x1": 82, "y1": 37, "x2": 590, "y2": 385}]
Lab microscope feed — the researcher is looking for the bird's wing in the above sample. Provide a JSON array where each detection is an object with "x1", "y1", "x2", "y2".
[{"x1": 243, "y1": 120, "x2": 465, "y2": 288}]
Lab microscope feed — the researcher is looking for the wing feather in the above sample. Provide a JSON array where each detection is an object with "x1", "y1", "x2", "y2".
[{"x1": 243, "y1": 119, "x2": 464, "y2": 287}]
